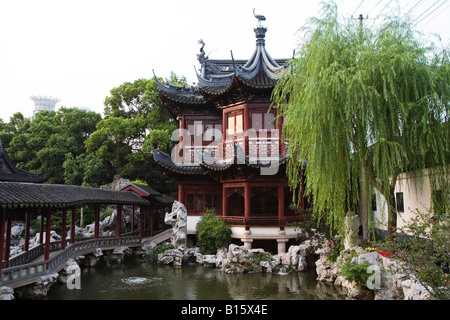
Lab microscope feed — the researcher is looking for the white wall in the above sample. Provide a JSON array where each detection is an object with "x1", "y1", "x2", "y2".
[{"x1": 372, "y1": 168, "x2": 441, "y2": 233}]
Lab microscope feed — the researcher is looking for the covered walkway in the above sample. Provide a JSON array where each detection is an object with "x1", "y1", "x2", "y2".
[
  {"x1": 1, "y1": 229, "x2": 173, "y2": 288},
  {"x1": 0, "y1": 144, "x2": 173, "y2": 288}
]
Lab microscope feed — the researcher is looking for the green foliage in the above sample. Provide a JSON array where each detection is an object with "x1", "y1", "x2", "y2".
[
  {"x1": 326, "y1": 242, "x2": 344, "y2": 262},
  {"x1": 272, "y1": 0, "x2": 450, "y2": 239},
  {"x1": 5, "y1": 108, "x2": 102, "y2": 184},
  {"x1": 145, "y1": 241, "x2": 174, "y2": 264},
  {"x1": 340, "y1": 260, "x2": 371, "y2": 289},
  {"x1": 249, "y1": 252, "x2": 274, "y2": 266},
  {"x1": 100, "y1": 208, "x2": 114, "y2": 221},
  {"x1": 379, "y1": 209, "x2": 450, "y2": 299},
  {"x1": 196, "y1": 209, "x2": 231, "y2": 255},
  {"x1": 289, "y1": 204, "x2": 334, "y2": 237}
]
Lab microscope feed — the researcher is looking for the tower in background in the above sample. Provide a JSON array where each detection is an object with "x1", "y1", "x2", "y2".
[{"x1": 30, "y1": 95, "x2": 60, "y2": 119}]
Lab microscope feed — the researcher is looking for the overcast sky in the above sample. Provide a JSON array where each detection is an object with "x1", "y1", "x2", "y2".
[{"x1": 0, "y1": 0, "x2": 449, "y2": 121}]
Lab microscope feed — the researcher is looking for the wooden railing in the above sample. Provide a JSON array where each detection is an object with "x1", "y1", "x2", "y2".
[
  {"x1": 0, "y1": 236, "x2": 141, "y2": 288},
  {"x1": 172, "y1": 136, "x2": 287, "y2": 164},
  {"x1": 223, "y1": 215, "x2": 303, "y2": 227}
]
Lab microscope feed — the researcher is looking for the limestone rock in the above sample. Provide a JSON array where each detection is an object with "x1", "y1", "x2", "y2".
[
  {"x1": 401, "y1": 279, "x2": 434, "y2": 300},
  {"x1": 110, "y1": 246, "x2": 132, "y2": 264},
  {"x1": 164, "y1": 201, "x2": 187, "y2": 250},
  {"x1": 157, "y1": 248, "x2": 184, "y2": 266},
  {"x1": 202, "y1": 255, "x2": 217, "y2": 267},
  {"x1": 15, "y1": 273, "x2": 58, "y2": 299},
  {"x1": 58, "y1": 258, "x2": 81, "y2": 284},
  {"x1": 315, "y1": 255, "x2": 339, "y2": 283},
  {"x1": 0, "y1": 286, "x2": 14, "y2": 300},
  {"x1": 334, "y1": 275, "x2": 374, "y2": 300}
]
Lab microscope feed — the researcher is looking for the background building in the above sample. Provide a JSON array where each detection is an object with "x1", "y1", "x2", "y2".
[{"x1": 30, "y1": 95, "x2": 60, "y2": 120}]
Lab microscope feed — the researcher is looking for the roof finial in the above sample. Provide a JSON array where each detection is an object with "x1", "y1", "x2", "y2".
[{"x1": 253, "y1": 8, "x2": 266, "y2": 27}]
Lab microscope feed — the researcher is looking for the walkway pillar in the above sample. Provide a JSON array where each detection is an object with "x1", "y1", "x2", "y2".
[
  {"x1": 44, "y1": 207, "x2": 52, "y2": 266},
  {"x1": 116, "y1": 204, "x2": 122, "y2": 237},
  {"x1": 70, "y1": 207, "x2": 76, "y2": 244},
  {"x1": 0, "y1": 208, "x2": 6, "y2": 272},
  {"x1": 24, "y1": 208, "x2": 31, "y2": 252},
  {"x1": 150, "y1": 208, "x2": 154, "y2": 237},
  {"x1": 61, "y1": 208, "x2": 67, "y2": 250},
  {"x1": 4, "y1": 210, "x2": 11, "y2": 267},
  {"x1": 39, "y1": 208, "x2": 44, "y2": 244},
  {"x1": 94, "y1": 204, "x2": 100, "y2": 239},
  {"x1": 131, "y1": 205, "x2": 135, "y2": 233},
  {"x1": 139, "y1": 205, "x2": 144, "y2": 238}
]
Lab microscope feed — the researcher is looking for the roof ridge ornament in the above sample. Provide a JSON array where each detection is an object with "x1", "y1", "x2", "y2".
[{"x1": 253, "y1": 8, "x2": 266, "y2": 27}]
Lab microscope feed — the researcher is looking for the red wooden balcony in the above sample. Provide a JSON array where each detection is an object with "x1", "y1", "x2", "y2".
[{"x1": 222, "y1": 215, "x2": 303, "y2": 227}]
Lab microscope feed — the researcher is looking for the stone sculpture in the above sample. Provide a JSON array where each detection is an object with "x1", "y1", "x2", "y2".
[{"x1": 164, "y1": 201, "x2": 187, "y2": 250}]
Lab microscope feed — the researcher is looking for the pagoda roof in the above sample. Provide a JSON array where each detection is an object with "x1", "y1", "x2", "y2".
[
  {"x1": 151, "y1": 145, "x2": 205, "y2": 176},
  {"x1": 197, "y1": 27, "x2": 286, "y2": 95},
  {"x1": 0, "y1": 145, "x2": 50, "y2": 183},
  {"x1": 154, "y1": 77, "x2": 206, "y2": 106},
  {"x1": 155, "y1": 25, "x2": 288, "y2": 113}
]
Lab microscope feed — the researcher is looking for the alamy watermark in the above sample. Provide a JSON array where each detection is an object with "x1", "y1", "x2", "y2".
[
  {"x1": 66, "y1": 264, "x2": 81, "y2": 290},
  {"x1": 366, "y1": 264, "x2": 381, "y2": 290},
  {"x1": 170, "y1": 121, "x2": 284, "y2": 175}
]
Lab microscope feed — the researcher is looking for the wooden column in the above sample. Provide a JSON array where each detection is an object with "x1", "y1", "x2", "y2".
[
  {"x1": 222, "y1": 186, "x2": 227, "y2": 217},
  {"x1": 139, "y1": 206, "x2": 144, "y2": 238},
  {"x1": 278, "y1": 112, "x2": 284, "y2": 155},
  {"x1": 278, "y1": 183, "x2": 285, "y2": 228},
  {"x1": 150, "y1": 208, "x2": 154, "y2": 237},
  {"x1": 24, "y1": 208, "x2": 31, "y2": 252},
  {"x1": 244, "y1": 105, "x2": 250, "y2": 155},
  {"x1": 179, "y1": 115, "x2": 185, "y2": 162},
  {"x1": 61, "y1": 208, "x2": 67, "y2": 250},
  {"x1": 70, "y1": 207, "x2": 76, "y2": 244},
  {"x1": 94, "y1": 204, "x2": 100, "y2": 239},
  {"x1": 300, "y1": 179, "x2": 306, "y2": 210},
  {"x1": 131, "y1": 205, "x2": 135, "y2": 233},
  {"x1": 244, "y1": 183, "x2": 251, "y2": 228},
  {"x1": 39, "y1": 208, "x2": 44, "y2": 244},
  {"x1": 44, "y1": 207, "x2": 52, "y2": 265},
  {"x1": 116, "y1": 204, "x2": 122, "y2": 237},
  {"x1": 4, "y1": 210, "x2": 12, "y2": 267},
  {"x1": 178, "y1": 184, "x2": 185, "y2": 204},
  {"x1": 143, "y1": 208, "x2": 147, "y2": 233},
  {"x1": 0, "y1": 208, "x2": 6, "y2": 272}
]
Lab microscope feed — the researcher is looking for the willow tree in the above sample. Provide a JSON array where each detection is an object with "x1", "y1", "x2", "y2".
[{"x1": 272, "y1": 1, "x2": 449, "y2": 240}]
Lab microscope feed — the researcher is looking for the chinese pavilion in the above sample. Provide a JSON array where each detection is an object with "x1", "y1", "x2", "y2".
[{"x1": 153, "y1": 19, "x2": 306, "y2": 253}]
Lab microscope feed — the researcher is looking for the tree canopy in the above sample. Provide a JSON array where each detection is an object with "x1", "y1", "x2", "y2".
[
  {"x1": 0, "y1": 73, "x2": 185, "y2": 191},
  {"x1": 272, "y1": 1, "x2": 450, "y2": 240},
  {"x1": 6, "y1": 108, "x2": 101, "y2": 184}
]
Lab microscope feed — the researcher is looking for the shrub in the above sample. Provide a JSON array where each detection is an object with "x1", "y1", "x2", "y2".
[
  {"x1": 196, "y1": 209, "x2": 231, "y2": 255},
  {"x1": 340, "y1": 260, "x2": 371, "y2": 289},
  {"x1": 249, "y1": 252, "x2": 274, "y2": 266},
  {"x1": 146, "y1": 241, "x2": 174, "y2": 264},
  {"x1": 100, "y1": 208, "x2": 114, "y2": 221},
  {"x1": 380, "y1": 209, "x2": 450, "y2": 299}
]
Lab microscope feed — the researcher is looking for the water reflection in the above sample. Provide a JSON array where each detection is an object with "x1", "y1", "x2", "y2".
[{"x1": 42, "y1": 258, "x2": 347, "y2": 300}]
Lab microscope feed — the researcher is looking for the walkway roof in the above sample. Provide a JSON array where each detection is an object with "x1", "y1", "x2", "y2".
[{"x1": 0, "y1": 182, "x2": 150, "y2": 209}]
